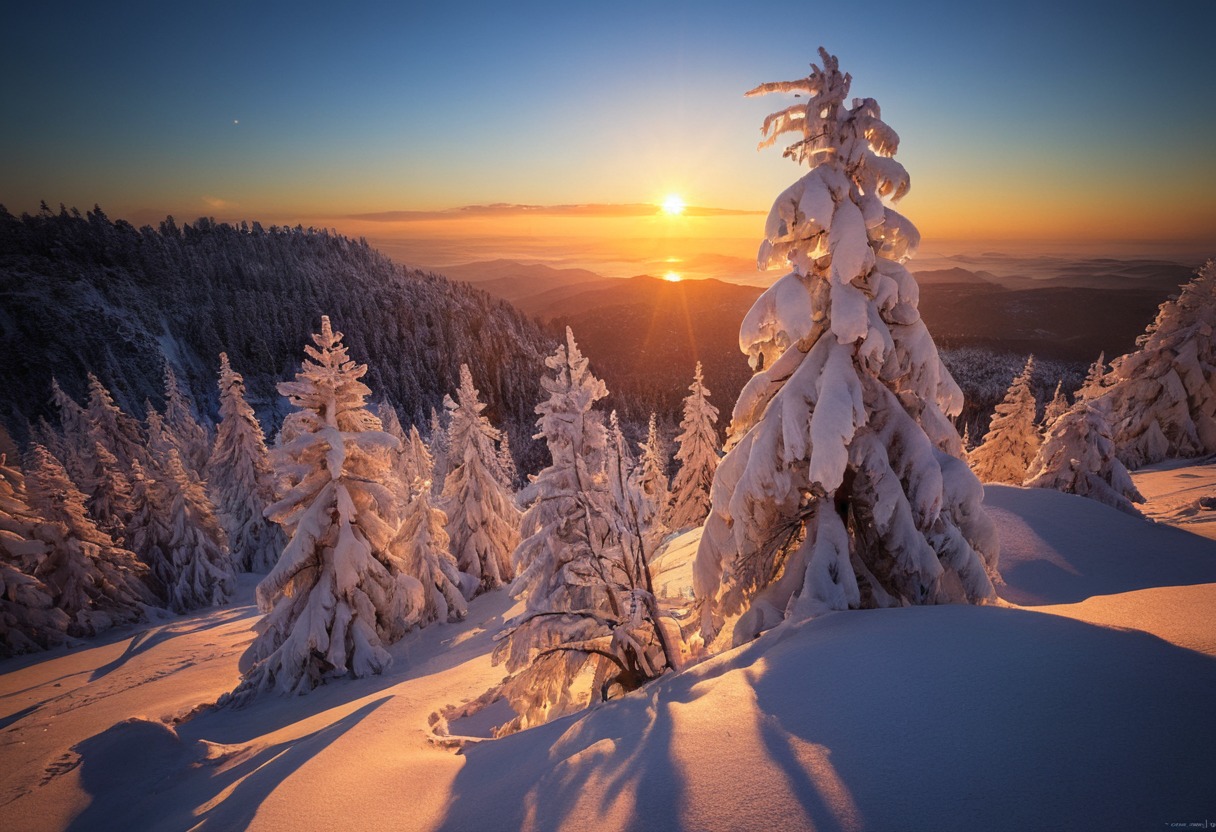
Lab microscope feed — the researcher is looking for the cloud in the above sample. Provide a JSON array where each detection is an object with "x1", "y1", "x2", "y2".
[
  {"x1": 343, "y1": 203, "x2": 763, "y2": 222},
  {"x1": 202, "y1": 196, "x2": 235, "y2": 210}
]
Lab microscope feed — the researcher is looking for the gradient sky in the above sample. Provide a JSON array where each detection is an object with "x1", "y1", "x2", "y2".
[{"x1": 2, "y1": 0, "x2": 1213, "y2": 254}]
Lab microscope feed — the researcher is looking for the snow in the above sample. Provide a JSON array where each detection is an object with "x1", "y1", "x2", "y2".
[{"x1": 3, "y1": 465, "x2": 1216, "y2": 830}]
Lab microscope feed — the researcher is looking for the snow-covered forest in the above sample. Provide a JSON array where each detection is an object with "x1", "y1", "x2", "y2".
[{"x1": 2, "y1": 44, "x2": 1215, "y2": 832}]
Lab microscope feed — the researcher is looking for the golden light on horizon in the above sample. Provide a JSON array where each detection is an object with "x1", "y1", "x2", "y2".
[
  {"x1": 664, "y1": 271, "x2": 682, "y2": 282},
  {"x1": 662, "y1": 194, "x2": 686, "y2": 215}
]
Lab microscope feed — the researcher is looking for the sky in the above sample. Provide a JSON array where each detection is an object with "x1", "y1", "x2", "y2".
[{"x1": 2, "y1": 0, "x2": 1214, "y2": 270}]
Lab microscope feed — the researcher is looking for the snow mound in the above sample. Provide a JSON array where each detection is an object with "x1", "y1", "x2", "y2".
[
  {"x1": 986, "y1": 485, "x2": 1216, "y2": 605},
  {"x1": 440, "y1": 604, "x2": 1216, "y2": 832}
]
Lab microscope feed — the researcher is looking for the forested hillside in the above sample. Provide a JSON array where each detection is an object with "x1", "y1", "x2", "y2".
[{"x1": 0, "y1": 206, "x2": 552, "y2": 466}]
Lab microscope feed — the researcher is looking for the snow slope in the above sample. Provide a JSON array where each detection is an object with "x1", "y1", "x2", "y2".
[{"x1": 2, "y1": 470, "x2": 1215, "y2": 831}]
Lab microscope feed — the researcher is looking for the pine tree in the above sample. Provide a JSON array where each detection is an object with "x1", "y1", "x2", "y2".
[
  {"x1": 403, "y1": 425, "x2": 436, "y2": 493},
  {"x1": 970, "y1": 356, "x2": 1042, "y2": 484},
  {"x1": 496, "y1": 434, "x2": 519, "y2": 490},
  {"x1": 163, "y1": 364, "x2": 210, "y2": 472},
  {"x1": 441, "y1": 364, "x2": 520, "y2": 594},
  {"x1": 48, "y1": 379, "x2": 90, "y2": 486},
  {"x1": 694, "y1": 50, "x2": 998, "y2": 645},
  {"x1": 495, "y1": 330, "x2": 677, "y2": 731},
  {"x1": 1102, "y1": 261, "x2": 1216, "y2": 468},
  {"x1": 210, "y1": 353, "x2": 284, "y2": 573},
  {"x1": 144, "y1": 402, "x2": 181, "y2": 466},
  {"x1": 376, "y1": 401, "x2": 412, "y2": 505},
  {"x1": 630, "y1": 413, "x2": 669, "y2": 537},
  {"x1": 392, "y1": 483, "x2": 465, "y2": 624},
  {"x1": 229, "y1": 317, "x2": 422, "y2": 700},
  {"x1": 24, "y1": 444, "x2": 153, "y2": 636},
  {"x1": 125, "y1": 460, "x2": 175, "y2": 599},
  {"x1": 1025, "y1": 402, "x2": 1145, "y2": 515},
  {"x1": 160, "y1": 450, "x2": 233, "y2": 612},
  {"x1": 1041, "y1": 381, "x2": 1070, "y2": 431},
  {"x1": 1076, "y1": 352, "x2": 1108, "y2": 402},
  {"x1": 667, "y1": 362, "x2": 720, "y2": 531},
  {"x1": 428, "y1": 407, "x2": 451, "y2": 496},
  {"x1": 0, "y1": 455, "x2": 70, "y2": 656},
  {"x1": 83, "y1": 373, "x2": 147, "y2": 471},
  {"x1": 80, "y1": 440, "x2": 134, "y2": 542}
]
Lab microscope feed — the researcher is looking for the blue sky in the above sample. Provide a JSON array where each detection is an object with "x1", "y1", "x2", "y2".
[{"x1": 2, "y1": 0, "x2": 1212, "y2": 246}]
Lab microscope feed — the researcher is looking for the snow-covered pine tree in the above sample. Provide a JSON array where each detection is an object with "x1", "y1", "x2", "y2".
[
  {"x1": 0, "y1": 454, "x2": 70, "y2": 656},
  {"x1": 494, "y1": 330, "x2": 677, "y2": 731},
  {"x1": 80, "y1": 440, "x2": 134, "y2": 542},
  {"x1": 495, "y1": 434, "x2": 519, "y2": 491},
  {"x1": 403, "y1": 424, "x2": 436, "y2": 493},
  {"x1": 441, "y1": 364, "x2": 520, "y2": 594},
  {"x1": 1041, "y1": 381, "x2": 1070, "y2": 431},
  {"x1": 210, "y1": 353, "x2": 284, "y2": 573},
  {"x1": 163, "y1": 364, "x2": 210, "y2": 472},
  {"x1": 84, "y1": 373, "x2": 147, "y2": 471},
  {"x1": 392, "y1": 482, "x2": 465, "y2": 624},
  {"x1": 230, "y1": 317, "x2": 421, "y2": 700},
  {"x1": 969, "y1": 356, "x2": 1041, "y2": 484},
  {"x1": 144, "y1": 403, "x2": 181, "y2": 466},
  {"x1": 125, "y1": 459, "x2": 175, "y2": 599},
  {"x1": 48, "y1": 379, "x2": 91, "y2": 486},
  {"x1": 376, "y1": 401, "x2": 412, "y2": 504},
  {"x1": 24, "y1": 444, "x2": 154, "y2": 635},
  {"x1": 693, "y1": 50, "x2": 999, "y2": 645},
  {"x1": 1076, "y1": 352, "x2": 1108, "y2": 402},
  {"x1": 161, "y1": 449, "x2": 234, "y2": 612},
  {"x1": 630, "y1": 413, "x2": 669, "y2": 537},
  {"x1": 1102, "y1": 261, "x2": 1216, "y2": 468},
  {"x1": 427, "y1": 407, "x2": 451, "y2": 496},
  {"x1": 1025, "y1": 402, "x2": 1145, "y2": 515},
  {"x1": 667, "y1": 362, "x2": 721, "y2": 531}
]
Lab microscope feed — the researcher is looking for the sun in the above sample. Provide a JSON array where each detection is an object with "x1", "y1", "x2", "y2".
[
  {"x1": 661, "y1": 194, "x2": 686, "y2": 215},
  {"x1": 663, "y1": 271, "x2": 682, "y2": 282}
]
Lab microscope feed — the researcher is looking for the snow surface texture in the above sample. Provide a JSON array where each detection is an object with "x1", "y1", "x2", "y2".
[
  {"x1": 695, "y1": 50, "x2": 997, "y2": 644},
  {"x1": 1, "y1": 469, "x2": 1214, "y2": 831}
]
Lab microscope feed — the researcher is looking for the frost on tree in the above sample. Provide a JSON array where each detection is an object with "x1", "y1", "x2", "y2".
[
  {"x1": 441, "y1": 364, "x2": 520, "y2": 594},
  {"x1": 1103, "y1": 261, "x2": 1216, "y2": 468},
  {"x1": 161, "y1": 450, "x2": 234, "y2": 612},
  {"x1": 24, "y1": 444, "x2": 154, "y2": 636},
  {"x1": 495, "y1": 331, "x2": 678, "y2": 731},
  {"x1": 1076, "y1": 353, "x2": 1108, "y2": 402},
  {"x1": 1041, "y1": 381, "x2": 1070, "y2": 431},
  {"x1": 163, "y1": 364, "x2": 210, "y2": 472},
  {"x1": 144, "y1": 403, "x2": 182, "y2": 468},
  {"x1": 629, "y1": 413, "x2": 669, "y2": 537},
  {"x1": 391, "y1": 483, "x2": 464, "y2": 625},
  {"x1": 125, "y1": 460, "x2": 175, "y2": 599},
  {"x1": 496, "y1": 434, "x2": 519, "y2": 490},
  {"x1": 376, "y1": 401, "x2": 412, "y2": 504},
  {"x1": 402, "y1": 425, "x2": 436, "y2": 495},
  {"x1": 0, "y1": 455, "x2": 70, "y2": 657},
  {"x1": 427, "y1": 407, "x2": 451, "y2": 496},
  {"x1": 84, "y1": 373, "x2": 148, "y2": 472},
  {"x1": 668, "y1": 362, "x2": 721, "y2": 531},
  {"x1": 1025, "y1": 402, "x2": 1145, "y2": 516},
  {"x1": 49, "y1": 378, "x2": 91, "y2": 486},
  {"x1": 210, "y1": 353, "x2": 285, "y2": 573},
  {"x1": 81, "y1": 440, "x2": 134, "y2": 542},
  {"x1": 229, "y1": 317, "x2": 421, "y2": 701},
  {"x1": 969, "y1": 356, "x2": 1041, "y2": 484},
  {"x1": 693, "y1": 50, "x2": 999, "y2": 646}
]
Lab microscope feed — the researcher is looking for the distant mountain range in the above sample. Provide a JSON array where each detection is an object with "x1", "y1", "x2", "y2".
[{"x1": 433, "y1": 257, "x2": 1192, "y2": 425}]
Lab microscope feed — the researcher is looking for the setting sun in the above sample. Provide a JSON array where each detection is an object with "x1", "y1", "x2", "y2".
[
  {"x1": 662, "y1": 194, "x2": 686, "y2": 215},
  {"x1": 663, "y1": 271, "x2": 682, "y2": 282}
]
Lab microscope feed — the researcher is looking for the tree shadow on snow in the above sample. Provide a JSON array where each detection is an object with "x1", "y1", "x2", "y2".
[
  {"x1": 65, "y1": 696, "x2": 390, "y2": 832},
  {"x1": 986, "y1": 486, "x2": 1216, "y2": 605}
]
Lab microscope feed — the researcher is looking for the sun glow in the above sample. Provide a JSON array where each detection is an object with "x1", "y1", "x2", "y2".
[
  {"x1": 664, "y1": 271, "x2": 682, "y2": 282},
  {"x1": 662, "y1": 194, "x2": 686, "y2": 215}
]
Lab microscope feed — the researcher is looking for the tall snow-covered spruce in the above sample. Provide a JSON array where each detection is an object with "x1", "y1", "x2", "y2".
[
  {"x1": 667, "y1": 362, "x2": 720, "y2": 531},
  {"x1": 495, "y1": 329, "x2": 678, "y2": 731},
  {"x1": 209, "y1": 353, "x2": 284, "y2": 573},
  {"x1": 1102, "y1": 260, "x2": 1216, "y2": 468},
  {"x1": 228, "y1": 317, "x2": 422, "y2": 702},
  {"x1": 968, "y1": 356, "x2": 1041, "y2": 484},
  {"x1": 441, "y1": 364, "x2": 520, "y2": 594},
  {"x1": 693, "y1": 50, "x2": 999, "y2": 645},
  {"x1": 161, "y1": 449, "x2": 234, "y2": 612}
]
